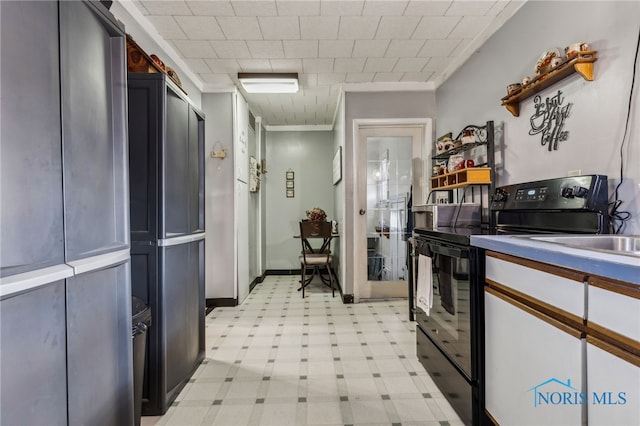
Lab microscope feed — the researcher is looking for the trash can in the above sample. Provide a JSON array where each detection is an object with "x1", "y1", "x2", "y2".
[{"x1": 132, "y1": 297, "x2": 151, "y2": 426}]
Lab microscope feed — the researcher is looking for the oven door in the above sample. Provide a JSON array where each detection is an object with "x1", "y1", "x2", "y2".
[{"x1": 415, "y1": 239, "x2": 474, "y2": 379}]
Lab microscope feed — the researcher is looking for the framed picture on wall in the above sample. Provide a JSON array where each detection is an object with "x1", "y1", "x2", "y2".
[
  {"x1": 286, "y1": 170, "x2": 294, "y2": 180},
  {"x1": 286, "y1": 180, "x2": 294, "y2": 189},
  {"x1": 286, "y1": 189, "x2": 295, "y2": 198}
]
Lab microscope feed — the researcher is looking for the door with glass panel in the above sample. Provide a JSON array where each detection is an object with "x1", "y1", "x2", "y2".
[{"x1": 355, "y1": 124, "x2": 427, "y2": 300}]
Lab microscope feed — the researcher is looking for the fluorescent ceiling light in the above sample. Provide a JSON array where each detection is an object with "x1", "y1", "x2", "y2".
[{"x1": 238, "y1": 73, "x2": 299, "y2": 94}]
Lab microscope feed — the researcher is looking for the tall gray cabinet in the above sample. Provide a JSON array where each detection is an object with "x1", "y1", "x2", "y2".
[
  {"x1": 0, "y1": 1, "x2": 133, "y2": 425},
  {"x1": 128, "y1": 73, "x2": 206, "y2": 415}
]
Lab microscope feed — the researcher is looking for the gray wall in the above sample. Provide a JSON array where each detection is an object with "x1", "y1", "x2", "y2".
[
  {"x1": 436, "y1": 1, "x2": 640, "y2": 234},
  {"x1": 265, "y1": 130, "x2": 335, "y2": 270},
  {"x1": 202, "y1": 92, "x2": 235, "y2": 299},
  {"x1": 342, "y1": 91, "x2": 437, "y2": 297}
]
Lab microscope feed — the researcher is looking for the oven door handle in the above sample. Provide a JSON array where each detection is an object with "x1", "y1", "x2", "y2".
[{"x1": 428, "y1": 243, "x2": 468, "y2": 258}]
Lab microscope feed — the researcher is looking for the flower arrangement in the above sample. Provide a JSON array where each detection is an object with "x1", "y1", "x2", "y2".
[{"x1": 306, "y1": 207, "x2": 327, "y2": 222}]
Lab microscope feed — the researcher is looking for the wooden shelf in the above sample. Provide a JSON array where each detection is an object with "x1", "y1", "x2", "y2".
[
  {"x1": 430, "y1": 167, "x2": 491, "y2": 190},
  {"x1": 501, "y1": 50, "x2": 598, "y2": 117}
]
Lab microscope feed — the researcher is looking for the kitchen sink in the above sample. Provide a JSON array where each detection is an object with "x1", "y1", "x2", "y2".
[{"x1": 522, "y1": 235, "x2": 640, "y2": 257}]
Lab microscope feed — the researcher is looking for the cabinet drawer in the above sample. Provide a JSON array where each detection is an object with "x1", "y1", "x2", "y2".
[
  {"x1": 588, "y1": 277, "x2": 640, "y2": 345},
  {"x1": 486, "y1": 252, "x2": 586, "y2": 318}
]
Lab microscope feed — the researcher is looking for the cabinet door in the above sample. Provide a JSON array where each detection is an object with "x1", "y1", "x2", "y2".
[
  {"x1": 587, "y1": 337, "x2": 640, "y2": 425},
  {"x1": 59, "y1": 1, "x2": 129, "y2": 261},
  {"x1": 161, "y1": 241, "x2": 203, "y2": 398},
  {"x1": 128, "y1": 77, "x2": 162, "y2": 242},
  {"x1": 163, "y1": 87, "x2": 189, "y2": 237},
  {"x1": 66, "y1": 262, "x2": 133, "y2": 426},
  {"x1": 188, "y1": 106, "x2": 205, "y2": 233},
  {"x1": 0, "y1": 0, "x2": 64, "y2": 277},
  {"x1": 0, "y1": 282, "x2": 67, "y2": 426},
  {"x1": 485, "y1": 289, "x2": 583, "y2": 425}
]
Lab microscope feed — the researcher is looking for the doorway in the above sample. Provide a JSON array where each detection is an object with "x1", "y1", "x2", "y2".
[{"x1": 354, "y1": 120, "x2": 430, "y2": 301}]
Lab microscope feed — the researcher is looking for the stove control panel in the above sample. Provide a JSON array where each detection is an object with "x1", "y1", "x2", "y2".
[{"x1": 491, "y1": 175, "x2": 608, "y2": 213}]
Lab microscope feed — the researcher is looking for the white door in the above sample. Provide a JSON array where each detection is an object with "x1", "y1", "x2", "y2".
[{"x1": 354, "y1": 121, "x2": 429, "y2": 301}]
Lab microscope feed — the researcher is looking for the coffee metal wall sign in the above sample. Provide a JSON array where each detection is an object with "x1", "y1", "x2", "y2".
[{"x1": 529, "y1": 90, "x2": 573, "y2": 151}]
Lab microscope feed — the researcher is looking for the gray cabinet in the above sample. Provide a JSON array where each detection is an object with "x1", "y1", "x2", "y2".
[
  {"x1": 128, "y1": 73, "x2": 205, "y2": 415},
  {"x1": 0, "y1": 1, "x2": 133, "y2": 424}
]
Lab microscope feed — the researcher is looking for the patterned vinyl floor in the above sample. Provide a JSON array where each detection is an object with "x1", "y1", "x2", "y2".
[{"x1": 143, "y1": 275, "x2": 463, "y2": 426}]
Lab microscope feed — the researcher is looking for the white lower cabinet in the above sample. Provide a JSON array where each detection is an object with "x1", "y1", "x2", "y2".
[
  {"x1": 485, "y1": 290, "x2": 584, "y2": 425},
  {"x1": 484, "y1": 251, "x2": 640, "y2": 426},
  {"x1": 586, "y1": 338, "x2": 640, "y2": 425}
]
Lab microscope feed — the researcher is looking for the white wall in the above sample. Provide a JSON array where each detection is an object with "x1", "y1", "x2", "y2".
[
  {"x1": 265, "y1": 130, "x2": 335, "y2": 270},
  {"x1": 202, "y1": 92, "x2": 235, "y2": 299},
  {"x1": 436, "y1": 1, "x2": 640, "y2": 234},
  {"x1": 333, "y1": 95, "x2": 346, "y2": 293}
]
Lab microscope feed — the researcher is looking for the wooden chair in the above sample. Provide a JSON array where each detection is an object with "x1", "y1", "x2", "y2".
[{"x1": 298, "y1": 220, "x2": 335, "y2": 298}]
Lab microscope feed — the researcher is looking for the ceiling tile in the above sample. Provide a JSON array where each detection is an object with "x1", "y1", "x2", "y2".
[
  {"x1": 270, "y1": 58, "x2": 303, "y2": 71},
  {"x1": 486, "y1": 1, "x2": 510, "y2": 16},
  {"x1": 259, "y1": 17, "x2": 301, "y2": 40},
  {"x1": 283, "y1": 40, "x2": 319, "y2": 58},
  {"x1": 146, "y1": 16, "x2": 187, "y2": 40},
  {"x1": 448, "y1": 16, "x2": 493, "y2": 38},
  {"x1": 204, "y1": 59, "x2": 240, "y2": 73},
  {"x1": 320, "y1": 1, "x2": 364, "y2": 15},
  {"x1": 247, "y1": 41, "x2": 285, "y2": 58},
  {"x1": 175, "y1": 16, "x2": 225, "y2": 40},
  {"x1": 375, "y1": 16, "x2": 420, "y2": 39},
  {"x1": 338, "y1": 16, "x2": 380, "y2": 39},
  {"x1": 276, "y1": 1, "x2": 321, "y2": 16},
  {"x1": 334, "y1": 58, "x2": 366, "y2": 73},
  {"x1": 211, "y1": 41, "x2": 252, "y2": 59},
  {"x1": 413, "y1": 16, "x2": 460, "y2": 39},
  {"x1": 230, "y1": 1, "x2": 278, "y2": 16},
  {"x1": 385, "y1": 39, "x2": 424, "y2": 57},
  {"x1": 393, "y1": 57, "x2": 428, "y2": 72},
  {"x1": 317, "y1": 73, "x2": 346, "y2": 85},
  {"x1": 217, "y1": 17, "x2": 263, "y2": 39},
  {"x1": 401, "y1": 71, "x2": 434, "y2": 81},
  {"x1": 131, "y1": 1, "x2": 150, "y2": 16},
  {"x1": 423, "y1": 56, "x2": 453, "y2": 72},
  {"x1": 363, "y1": 57, "x2": 398, "y2": 73},
  {"x1": 199, "y1": 73, "x2": 235, "y2": 85},
  {"x1": 403, "y1": 1, "x2": 452, "y2": 16},
  {"x1": 183, "y1": 58, "x2": 212, "y2": 73},
  {"x1": 302, "y1": 58, "x2": 334, "y2": 73},
  {"x1": 362, "y1": 1, "x2": 408, "y2": 16},
  {"x1": 186, "y1": 1, "x2": 235, "y2": 16},
  {"x1": 319, "y1": 40, "x2": 354, "y2": 58},
  {"x1": 237, "y1": 59, "x2": 273, "y2": 71},
  {"x1": 300, "y1": 73, "x2": 318, "y2": 87},
  {"x1": 451, "y1": 38, "x2": 473, "y2": 56},
  {"x1": 140, "y1": 1, "x2": 192, "y2": 16},
  {"x1": 345, "y1": 72, "x2": 375, "y2": 83},
  {"x1": 173, "y1": 40, "x2": 217, "y2": 58},
  {"x1": 373, "y1": 72, "x2": 405, "y2": 82},
  {"x1": 300, "y1": 16, "x2": 340, "y2": 40},
  {"x1": 446, "y1": 1, "x2": 496, "y2": 16},
  {"x1": 418, "y1": 39, "x2": 461, "y2": 57},
  {"x1": 352, "y1": 39, "x2": 390, "y2": 57}
]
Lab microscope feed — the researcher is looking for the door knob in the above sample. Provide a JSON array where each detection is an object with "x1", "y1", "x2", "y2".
[{"x1": 359, "y1": 209, "x2": 366, "y2": 215}]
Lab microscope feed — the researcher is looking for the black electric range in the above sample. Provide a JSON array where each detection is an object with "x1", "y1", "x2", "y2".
[{"x1": 410, "y1": 174, "x2": 609, "y2": 426}]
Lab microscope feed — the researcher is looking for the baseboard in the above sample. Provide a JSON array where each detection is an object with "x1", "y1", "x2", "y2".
[
  {"x1": 249, "y1": 272, "x2": 266, "y2": 292},
  {"x1": 265, "y1": 269, "x2": 301, "y2": 275},
  {"x1": 206, "y1": 298, "x2": 237, "y2": 309}
]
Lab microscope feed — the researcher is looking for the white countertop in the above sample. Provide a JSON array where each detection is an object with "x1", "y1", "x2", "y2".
[{"x1": 471, "y1": 234, "x2": 640, "y2": 285}]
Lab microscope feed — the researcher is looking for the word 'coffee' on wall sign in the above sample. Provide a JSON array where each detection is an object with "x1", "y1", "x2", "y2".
[{"x1": 529, "y1": 90, "x2": 573, "y2": 151}]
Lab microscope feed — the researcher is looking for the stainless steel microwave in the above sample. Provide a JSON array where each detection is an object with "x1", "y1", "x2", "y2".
[{"x1": 413, "y1": 203, "x2": 481, "y2": 229}]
